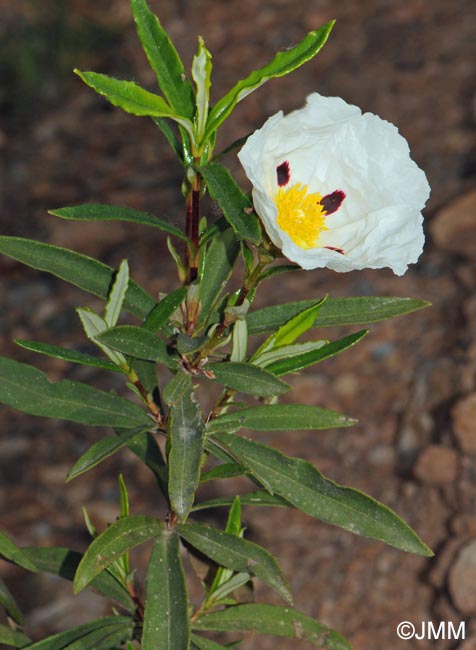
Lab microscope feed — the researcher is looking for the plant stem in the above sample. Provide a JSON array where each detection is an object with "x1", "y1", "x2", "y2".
[{"x1": 184, "y1": 168, "x2": 201, "y2": 284}]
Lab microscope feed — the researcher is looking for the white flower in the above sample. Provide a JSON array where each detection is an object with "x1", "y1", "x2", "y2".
[{"x1": 237, "y1": 93, "x2": 430, "y2": 275}]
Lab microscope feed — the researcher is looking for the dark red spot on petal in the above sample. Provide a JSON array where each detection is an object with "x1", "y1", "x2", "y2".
[
  {"x1": 320, "y1": 190, "x2": 346, "y2": 215},
  {"x1": 324, "y1": 246, "x2": 345, "y2": 255},
  {"x1": 276, "y1": 161, "x2": 290, "y2": 187}
]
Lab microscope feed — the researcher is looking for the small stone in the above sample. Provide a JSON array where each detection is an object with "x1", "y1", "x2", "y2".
[
  {"x1": 449, "y1": 539, "x2": 476, "y2": 615},
  {"x1": 430, "y1": 190, "x2": 476, "y2": 257},
  {"x1": 414, "y1": 445, "x2": 459, "y2": 484},
  {"x1": 452, "y1": 393, "x2": 476, "y2": 454}
]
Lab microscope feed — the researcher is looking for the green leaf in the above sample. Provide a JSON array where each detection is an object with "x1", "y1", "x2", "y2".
[
  {"x1": 247, "y1": 301, "x2": 319, "y2": 336},
  {"x1": 0, "y1": 356, "x2": 150, "y2": 428},
  {"x1": 97, "y1": 326, "x2": 178, "y2": 369},
  {"x1": 247, "y1": 297, "x2": 430, "y2": 335},
  {"x1": 0, "y1": 237, "x2": 156, "y2": 319},
  {"x1": 126, "y1": 431, "x2": 168, "y2": 498},
  {"x1": 129, "y1": 358, "x2": 158, "y2": 394},
  {"x1": 200, "y1": 462, "x2": 246, "y2": 483},
  {"x1": 24, "y1": 616, "x2": 133, "y2": 650},
  {"x1": 163, "y1": 371, "x2": 192, "y2": 406},
  {"x1": 66, "y1": 428, "x2": 146, "y2": 481},
  {"x1": 252, "y1": 340, "x2": 327, "y2": 369},
  {"x1": 130, "y1": 0, "x2": 195, "y2": 118},
  {"x1": 14, "y1": 340, "x2": 120, "y2": 373},
  {"x1": 77, "y1": 308, "x2": 127, "y2": 368},
  {"x1": 192, "y1": 36, "x2": 212, "y2": 141},
  {"x1": 315, "y1": 296, "x2": 432, "y2": 327},
  {"x1": 0, "y1": 576, "x2": 23, "y2": 625},
  {"x1": 252, "y1": 300, "x2": 325, "y2": 360},
  {"x1": 194, "y1": 604, "x2": 350, "y2": 649},
  {"x1": 143, "y1": 286, "x2": 187, "y2": 333},
  {"x1": 177, "y1": 523, "x2": 292, "y2": 604},
  {"x1": 212, "y1": 433, "x2": 433, "y2": 556},
  {"x1": 257, "y1": 264, "x2": 301, "y2": 284},
  {"x1": 193, "y1": 490, "x2": 290, "y2": 512},
  {"x1": 230, "y1": 319, "x2": 248, "y2": 363},
  {"x1": 118, "y1": 474, "x2": 130, "y2": 518},
  {"x1": 105, "y1": 259, "x2": 129, "y2": 327},
  {"x1": 167, "y1": 375, "x2": 205, "y2": 520},
  {"x1": 19, "y1": 547, "x2": 134, "y2": 612},
  {"x1": 265, "y1": 330, "x2": 369, "y2": 376},
  {"x1": 205, "y1": 494, "x2": 243, "y2": 597},
  {"x1": 153, "y1": 117, "x2": 183, "y2": 161},
  {"x1": 142, "y1": 530, "x2": 189, "y2": 650},
  {"x1": 0, "y1": 625, "x2": 30, "y2": 648},
  {"x1": 199, "y1": 163, "x2": 260, "y2": 244},
  {"x1": 74, "y1": 70, "x2": 195, "y2": 141},
  {"x1": 208, "y1": 404, "x2": 355, "y2": 433},
  {"x1": 205, "y1": 21, "x2": 334, "y2": 139},
  {"x1": 197, "y1": 221, "x2": 240, "y2": 328},
  {"x1": 191, "y1": 634, "x2": 229, "y2": 650},
  {"x1": 206, "y1": 362, "x2": 290, "y2": 397},
  {"x1": 74, "y1": 515, "x2": 163, "y2": 593},
  {"x1": 49, "y1": 204, "x2": 188, "y2": 242},
  {"x1": 0, "y1": 532, "x2": 38, "y2": 572}
]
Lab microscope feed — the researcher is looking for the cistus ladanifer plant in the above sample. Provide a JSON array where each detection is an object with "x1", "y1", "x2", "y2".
[{"x1": 0, "y1": 1, "x2": 432, "y2": 649}]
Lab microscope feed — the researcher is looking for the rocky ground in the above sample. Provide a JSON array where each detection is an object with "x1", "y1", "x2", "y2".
[{"x1": 1, "y1": 0, "x2": 476, "y2": 648}]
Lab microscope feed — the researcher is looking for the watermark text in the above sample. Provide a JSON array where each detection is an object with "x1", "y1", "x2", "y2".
[{"x1": 397, "y1": 621, "x2": 465, "y2": 641}]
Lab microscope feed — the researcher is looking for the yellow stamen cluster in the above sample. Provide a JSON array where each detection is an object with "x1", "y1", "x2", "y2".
[{"x1": 274, "y1": 183, "x2": 327, "y2": 249}]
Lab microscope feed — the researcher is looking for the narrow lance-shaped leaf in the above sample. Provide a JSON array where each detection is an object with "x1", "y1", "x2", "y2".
[
  {"x1": 66, "y1": 428, "x2": 147, "y2": 481},
  {"x1": 208, "y1": 496, "x2": 243, "y2": 594},
  {"x1": 212, "y1": 433, "x2": 433, "y2": 556},
  {"x1": 230, "y1": 318, "x2": 248, "y2": 362},
  {"x1": 200, "y1": 462, "x2": 246, "y2": 483},
  {"x1": 0, "y1": 625, "x2": 30, "y2": 649},
  {"x1": 105, "y1": 259, "x2": 129, "y2": 327},
  {"x1": 192, "y1": 36, "x2": 212, "y2": 141},
  {"x1": 197, "y1": 221, "x2": 240, "y2": 329},
  {"x1": 247, "y1": 296, "x2": 431, "y2": 335},
  {"x1": 97, "y1": 325, "x2": 178, "y2": 369},
  {"x1": 190, "y1": 634, "x2": 229, "y2": 650},
  {"x1": 0, "y1": 237, "x2": 156, "y2": 319},
  {"x1": 0, "y1": 576, "x2": 23, "y2": 625},
  {"x1": 24, "y1": 616, "x2": 134, "y2": 650},
  {"x1": 126, "y1": 431, "x2": 169, "y2": 499},
  {"x1": 206, "y1": 361, "x2": 290, "y2": 397},
  {"x1": 193, "y1": 603, "x2": 351, "y2": 650},
  {"x1": 74, "y1": 515, "x2": 163, "y2": 593},
  {"x1": 252, "y1": 300, "x2": 325, "y2": 360},
  {"x1": 20, "y1": 546, "x2": 135, "y2": 612},
  {"x1": 167, "y1": 374, "x2": 205, "y2": 520},
  {"x1": 252, "y1": 340, "x2": 327, "y2": 369},
  {"x1": 0, "y1": 356, "x2": 150, "y2": 428},
  {"x1": 14, "y1": 339, "x2": 120, "y2": 373},
  {"x1": 0, "y1": 532, "x2": 38, "y2": 572},
  {"x1": 265, "y1": 330, "x2": 369, "y2": 376},
  {"x1": 78, "y1": 307, "x2": 127, "y2": 368},
  {"x1": 142, "y1": 530, "x2": 190, "y2": 650},
  {"x1": 177, "y1": 522, "x2": 293, "y2": 604},
  {"x1": 204, "y1": 21, "x2": 334, "y2": 139},
  {"x1": 208, "y1": 403, "x2": 355, "y2": 433},
  {"x1": 143, "y1": 286, "x2": 187, "y2": 333},
  {"x1": 49, "y1": 204, "x2": 188, "y2": 242},
  {"x1": 130, "y1": 0, "x2": 195, "y2": 117},
  {"x1": 199, "y1": 163, "x2": 260, "y2": 244},
  {"x1": 75, "y1": 70, "x2": 196, "y2": 142},
  {"x1": 193, "y1": 490, "x2": 290, "y2": 512}
]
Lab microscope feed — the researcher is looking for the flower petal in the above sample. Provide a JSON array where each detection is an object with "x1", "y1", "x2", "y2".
[{"x1": 238, "y1": 93, "x2": 430, "y2": 275}]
